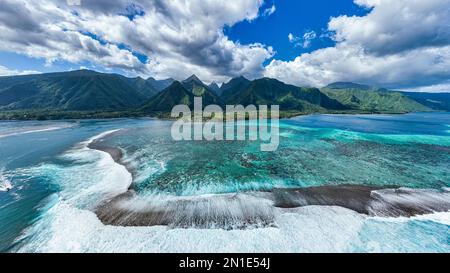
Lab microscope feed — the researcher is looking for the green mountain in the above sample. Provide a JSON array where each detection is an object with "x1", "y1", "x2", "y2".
[
  {"x1": 0, "y1": 70, "x2": 158, "y2": 111},
  {"x1": 321, "y1": 82, "x2": 430, "y2": 113},
  {"x1": 181, "y1": 75, "x2": 222, "y2": 105},
  {"x1": 140, "y1": 81, "x2": 194, "y2": 113},
  {"x1": 402, "y1": 92, "x2": 450, "y2": 111},
  {"x1": 220, "y1": 76, "x2": 251, "y2": 101},
  {"x1": 225, "y1": 78, "x2": 347, "y2": 112},
  {"x1": 208, "y1": 82, "x2": 222, "y2": 96},
  {"x1": 124, "y1": 77, "x2": 159, "y2": 97},
  {"x1": 141, "y1": 76, "x2": 223, "y2": 113},
  {"x1": 147, "y1": 77, "x2": 175, "y2": 92},
  {"x1": 0, "y1": 71, "x2": 441, "y2": 120}
]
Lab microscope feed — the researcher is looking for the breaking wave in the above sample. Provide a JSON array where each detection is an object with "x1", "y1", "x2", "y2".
[
  {"x1": 0, "y1": 122, "x2": 75, "y2": 139},
  {"x1": 0, "y1": 170, "x2": 13, "y2": 192},
  {"x1": 11, "y1": 129, "x2": 450, "y2": 253}
]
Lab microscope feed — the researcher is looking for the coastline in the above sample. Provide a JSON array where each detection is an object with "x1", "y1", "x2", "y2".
[
  {"x1": 87, "y1": 134, "x2": 136, "y2": 183},
  {"x1": 0, "y1": 109, "x2": 440, "y2": 122},
  {"x1": 87, "y1": 133, "x2": 450, "y2": 228}
]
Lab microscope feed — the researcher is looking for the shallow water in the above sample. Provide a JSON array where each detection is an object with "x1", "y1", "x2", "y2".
[{"x1": 0, "y1": 113, "x2": 449, "y2": 252}]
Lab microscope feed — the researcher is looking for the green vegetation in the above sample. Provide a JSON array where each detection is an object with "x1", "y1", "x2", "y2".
[
  {"x1": 220, "y1": 76, "x2": 251, "y2": 101},
  {"x1": 0, "y1": 110, "x2": 147, "y2": 121},
  {"x1": 0, "y1": 70, "x2": 171, "y2": 111},
  {"x1": 181, "y1": 75, "x2": 222, "y2": 105},
  {"x1": 225, "y1": 78, "x2": 346, "y2": 112},
  {"x1": 321, "y1": 83, "x2": 430, "y2": 113},
  {"x1": 0, "y1": 70, "x2": 445, "y2": 121},
  {"x1": 140, "y1": 82, "x2": 195, "y2": 113}
]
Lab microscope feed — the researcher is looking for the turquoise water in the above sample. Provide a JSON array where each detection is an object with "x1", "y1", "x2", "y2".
[
  {"x1": 100, "y1": 113, "x2": 450, "y2": 195},
  {"x1": 0, "y1": 113, "x2": 449, "y2": 252}
]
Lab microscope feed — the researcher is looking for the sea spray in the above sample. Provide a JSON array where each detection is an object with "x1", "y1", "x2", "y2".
[
  {"x1": 2, "y1": 114, "x2": 449, "y2": 253},
  {"x1": 0, "y1": 170, "x2": 13, "y2": 192}
]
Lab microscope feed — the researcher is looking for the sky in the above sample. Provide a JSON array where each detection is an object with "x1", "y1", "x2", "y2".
[{"x1": 0, "y1": 0, "x2": 449, "y2": 92}]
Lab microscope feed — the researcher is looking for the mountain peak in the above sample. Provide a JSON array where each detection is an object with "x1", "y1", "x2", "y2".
[
  {"x1": 208, "y1": 81, "x2": 222, "y2": 96},
  {"x1": 229, "y1": 75, "x2": 249, "y2": 83},
  {"x1": 222, "y1": 76, "x2": 250, "y2": 87},
  {"x1": 146, "y1": 77, "x2": 175, "y2": 92},
  {"x1": 208, "y1": 81, "x2": 220, "y2": 89},
  {"x1": 183, "y1": 74, "x2": 203, "y2": 84}
]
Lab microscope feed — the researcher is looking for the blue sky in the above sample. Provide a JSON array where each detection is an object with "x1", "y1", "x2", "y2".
[
  {"x1": 2, "y1": 0, "x2": 369, "y2": 73},
  {"x1": 1, "y1": 0, "x2": 368, "y2": 74},
  {"x1": 226, "y1": 0, "x2": 368, "y2": 61},
  {"x1": 0, "y1": 0, "x2": 449, "y2": 92}
]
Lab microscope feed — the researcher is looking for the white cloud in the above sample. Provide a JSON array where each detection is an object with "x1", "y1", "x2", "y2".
[
  {"x1": 400, "y1": 82, "x2": 450, "y2": 93},
  {"x1": 266, "y1": 0, "x2": 450, "y2": 91},
  {"x1": 288, "y1": 33, "x2": 296, "y2": 43},
  {"x1": 266, "y1": 44, "x2": 450, "y2": 88},
  {"x1": 0, "y1": 0, "x2": 274, "y2": 83},
  {"x1": 329, "y1": 0, "x2": 450, "y2": 55},
  {"x1": 1, "y1": 0, "x2": 449, "y2": 91},
  {"x1": 288, "y1": 31, "x2": 317, "y2": 48},
  {"x1": 262, "y1": 4, "x2": 276, "y2": 17},
  {"x1": 301, "y1": 31, "x2": 317, "y2": 48},
  {"x1": 0, "y1": 65, "x2": 41, "y2": 76},
  {"x1": 0, "y1": 0, "x2": 145, "y2": 72}
]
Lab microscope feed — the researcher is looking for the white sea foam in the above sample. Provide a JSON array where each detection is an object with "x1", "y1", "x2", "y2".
[
  {"x1": 83, "y1": 129, "x2": 122, "y2": 145},
  {"x1": 412, "y1": 211, "x2": 450, "y2": 225},
  {"x1": 16, "y1": 190, "x2": 450, "y2": 253},
  {"x1": 64, "y1": 130, "x2": 131, "y2": 206},
  {"x1": 112, "y1": 192, "x2": 276, "y2": 229},
  {"x1": 0, "y1": 123, "x2": 74, "y2": 139},
  {"x1": 370, "y1": 210, "x2": 450, "y2": 226},
  {"x1": 13, "y1": 130, "x2": 132, "y2": 209},
  {"x1": 17, "y1": 200, "x2": 367, "y2": 253},
  {"x1": 0, "y1": 170, "x2": 13, "y2": 192},
  {"x1": 368, "y1": 187, "x2": 450, "y2": 217},
  {"x1": 12, "y1": 129, "x2": 450, "y2": 253}
]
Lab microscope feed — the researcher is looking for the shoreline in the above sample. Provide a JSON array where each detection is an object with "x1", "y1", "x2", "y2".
[
  {"x1": 0, "y1": 110, "x2": 442, "y2": 122},
  {"x1": 87, "y1": 136, "x2": 450, "y2": 228}
]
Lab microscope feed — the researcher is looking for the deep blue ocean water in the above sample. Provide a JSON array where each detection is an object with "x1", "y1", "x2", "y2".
[{"x1": 0, "y1": 113, "x2": 449, "y2": 253}]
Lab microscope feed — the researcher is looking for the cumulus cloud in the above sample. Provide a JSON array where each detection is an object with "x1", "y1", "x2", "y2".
[
  {"x1": 1, "y1": 0, "x2": 449, "y2": 91},
  {"x1": 0, "y1": 65, "x2": 40, "y2": 76},
  {"x1": 329, "y1": 0, "x2": 450, "y2": 55},
  {"x1": 0, "y1": 0, "x2": 274, "y2": 82},
  {"x1": 266, "y1": 44, "x2": 450, "y2": 88},
  {"x1": 266, "y1": 0, "x2": 450, "y2": 91},
  {"x1": 0, "y1": 0, "x2": 145, "y2": 72}
]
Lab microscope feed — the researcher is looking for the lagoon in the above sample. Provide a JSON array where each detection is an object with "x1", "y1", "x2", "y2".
[{"x1": 0, "y1": 113, "x2": 449, "y2": 252}]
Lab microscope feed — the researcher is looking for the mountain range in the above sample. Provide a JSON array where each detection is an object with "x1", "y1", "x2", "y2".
[
  {"x1": 321, "y1": 82, "x2": 430, "y2": 113},
  {"x1": 0, "y1": 69, "x2": 448, "y2": 119},
  {"x1": 0, "y1": 70, "x2": 174, "y2": 111}
]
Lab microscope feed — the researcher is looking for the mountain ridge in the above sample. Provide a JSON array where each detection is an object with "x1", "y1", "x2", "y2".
[
  {"x1": 322, "y1": 83, "x2": 431, "y2": 113},
  {"x1": 0, "y1": 70, "x2": 155, "y2": 111},
  {"x1": 0, "y1": 70, "x2": 444, "y2": 120}
]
